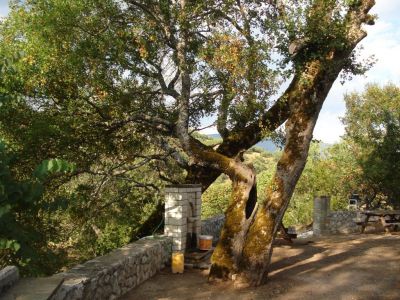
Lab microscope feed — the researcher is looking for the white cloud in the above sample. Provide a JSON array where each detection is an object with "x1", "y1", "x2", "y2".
[
  {"x1": 199, "y1": 125, "x2": 218, "y2": 135},
  {"x1": 371, "y1": 0, "x2": 400, "y2": 21},
  {"x1": 313, "y1": 111, "x2": 345, "y2": 144},
  {"x1": 315, "y1": 0, "x2": 400, "y2": 144}
]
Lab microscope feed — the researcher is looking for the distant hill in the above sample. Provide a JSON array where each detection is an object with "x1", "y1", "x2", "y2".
[
  {"x1": 207, "y1": 134, "x2": 280, "y2": 152},
  {"x1": 204, "y1": 133, "x2": 332, "y2": 153}
]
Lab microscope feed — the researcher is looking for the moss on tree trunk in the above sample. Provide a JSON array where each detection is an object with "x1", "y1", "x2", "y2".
[
  {"x1": 186, "y1": 0, "x2": 375, "y2": 286},
  {"x1": 209, "y1": 58, "x2": 334, "y2": 286}
]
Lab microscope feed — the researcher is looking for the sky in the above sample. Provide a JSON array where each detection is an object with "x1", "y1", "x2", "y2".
[
  {"x1": 0, "y1": 0, "x2": 399, "y2": 144},
  {"x1": 0, "y1": 0, "x2": 7, "y2": 17},
  {"x1": 312, "y1": 0, "x2": 400, "y2": 143}
]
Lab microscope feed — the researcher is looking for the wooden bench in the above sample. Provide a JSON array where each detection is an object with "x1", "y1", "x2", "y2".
[
  {"x1": 382, "y1": 219, "x2": 400, "y2": 228},
  {"x1": 358, "y1": 210, "x2": 400, "y2": 233},
  {"x1": 376, "y1": 218, "x2": 400, "y2": 233},
  {"x1": 354, "y1": 218, "x2": 377, "y2": 226}
]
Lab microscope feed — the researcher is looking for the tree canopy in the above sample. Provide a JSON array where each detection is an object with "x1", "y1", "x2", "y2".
[
  {"x1": 0, "y1": 0, "x2": 376, "y2": 284},
  {"x1": 343, "y1": 83, "x2": 400, "y2": 209}
]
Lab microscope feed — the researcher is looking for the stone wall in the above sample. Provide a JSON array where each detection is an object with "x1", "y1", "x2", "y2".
[
  {"x1": 201, "y1": 214, "x2": 225, "y2": 243},
  {"x1": 49, "y1": 211, "x2": 225, "y2": 300},
  {"x1": 0, "y1": 266, "x2": 19, "y2": 295},
  {"x1": 202, "y1": 211, "x2": 362, "y2": 238},
  {"x1": 327, "y1": 211, "x2": 360, "y2": 234},
  {"x1": 313, "y1": 196, "x2": 364, "y2": 235},
  {"x1": 51, "y1": 236, "x2": 172, "y2": 300}
]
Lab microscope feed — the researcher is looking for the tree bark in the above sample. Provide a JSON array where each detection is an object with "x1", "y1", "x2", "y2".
[
  {"x1": 184, "y1": 94, "x2": 291, "y2": 190},
  {"x1": 208, "y1": 160, "x2": 257, "y2": 280},
  {"x1": 234, "y1": 69, "x2": 328, "y2": 286},
  {"x1": 185, "y1": 0, "x2": 376, "y2": 287},
  {"x1": 209, "y1": 0, "x2": 376, "y2": 277},
  {"x1": 209, "y1": 58, "x2": 330, "y2": 286}
]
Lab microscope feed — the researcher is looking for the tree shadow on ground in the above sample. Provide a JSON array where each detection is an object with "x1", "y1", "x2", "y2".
[
  {"x1": 121, "y1": 234, "x2": 400, "y2": 300},
  {"x1": 265, "y1": 234, "x2": 400, "y2": 299}
]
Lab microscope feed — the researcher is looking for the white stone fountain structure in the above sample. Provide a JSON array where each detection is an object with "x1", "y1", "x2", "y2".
[{"x1": 164, "y1": 184, "x2": 202, "y2": 252}]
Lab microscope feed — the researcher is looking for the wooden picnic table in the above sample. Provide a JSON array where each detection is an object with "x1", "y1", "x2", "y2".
[{"x1": 359, "y1": 210, "x2": 400, "y2": 233}]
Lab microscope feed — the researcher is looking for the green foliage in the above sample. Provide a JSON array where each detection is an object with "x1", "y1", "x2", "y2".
[
  {"x1": 0, "y1": 0, "x2": 375, "y2": 275},
  {"x1": 202, "y1": 175, "x2": 231, "y2": 219},
  {"x1": 0, "y1": 141, "x2": 75, "y2": 275},
  {"x1": 203, "y1": 142, "x2": 359, "y2": 226},
  {"x1": 58, "y1": 177, "x2": 167, "y2": 261},
  {"x1": 0, "y1": 132, "x2": 167, "y2": 274},
  {"x1": 94, "y1": 223, "x2": 132, "y2": 256},
  {"x1": 343, "y1": 83, "x2": 400, "y2": 208},
  {"x1": 34, "y1": 159, "x2": 76, "y2": 180},
  {"x1": 284, "y1": 142, "x2": 358, "y2": 226},
  {"x1": 0, "y1": 0, "x2": 187, "y2": 275}
]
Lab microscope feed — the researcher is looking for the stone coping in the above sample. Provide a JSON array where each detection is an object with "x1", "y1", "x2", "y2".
[
  {"x1": 165, "y1": 184, "x2": 202, "y2": 188},
  {"x1": 165, "y1": 184, "x2": 202, "y2": 192},
  {"x1": 50, "y1": 236, "x2": 172, "y2": 300},
  {"x1": 2, "y1": 276, "x2": 64, "y2": 300},
  {"x1": 2, "y1": 236, "x2": 172, "y2": 300},
  {"x1": 0, "y1": 266, "x2": 19, "y2": 296}
]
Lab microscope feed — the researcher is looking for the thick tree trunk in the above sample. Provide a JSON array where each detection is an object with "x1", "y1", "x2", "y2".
[
  {"x1": 209, "y1": 58, "x2": 342, "y2": 286},
  {"x1": 184, "y1": 0, "x2": 375, "y2": 287},
  {"x1": 209, "y1": 99, "x2": 323, "y2": 286},
  {"x1": 209, "y1": 161, "x2": 257, "y2": 280},
  {"x1": 236, "y1": 89, "x2": 325, "y2": 286}
]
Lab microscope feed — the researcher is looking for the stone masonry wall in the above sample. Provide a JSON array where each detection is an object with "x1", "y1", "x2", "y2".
[
  {"x1": 200, "y1": 212, "x2": 361, "y2": 238},
  {"x1": 50, "y1": 236, "x2": 172, "y2": 300},
  {"x1": 327, "y1": 211, "x2": 360, "y2": 234},
  {"x1": 313, "y1": 196, "x2": 363, "y2": 235},
  {"x1": 0, "y1": 266, "x2": 19, "y2": 295},
  {"x1": 202, "y1": 211, "x2": 361, "y2": 238},
  {"x1": 201, "y1": 214, "x2": 225, "y2": 244}
]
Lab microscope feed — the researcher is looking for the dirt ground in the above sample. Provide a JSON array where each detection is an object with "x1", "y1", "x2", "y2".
[{"x1": 121, "y1": 233, "x2": 400, "y2": 300}]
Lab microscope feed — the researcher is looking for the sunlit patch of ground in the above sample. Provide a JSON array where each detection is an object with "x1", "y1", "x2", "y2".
[{"x1": 121, "y1": 233, "x2": 400, "y2": 300}]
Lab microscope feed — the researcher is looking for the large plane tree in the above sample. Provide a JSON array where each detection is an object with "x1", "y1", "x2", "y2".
[{"x1": 0, "y1": 0, "x2": 375, "y2": 286}]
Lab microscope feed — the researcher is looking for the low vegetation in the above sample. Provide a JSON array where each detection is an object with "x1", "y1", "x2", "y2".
[
  {"x1": 0, "y1": 0, "x2": 397, "y2": 282},
  {"x1": 2, "y1": 82, "x2": 399, "y2": 275}
]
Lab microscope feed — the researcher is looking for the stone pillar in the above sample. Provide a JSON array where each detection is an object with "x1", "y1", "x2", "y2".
[
  {"x1": 313, "y1": 196, "x2": 330, "y2": 236},
  {"x1": 164, "y1": 185, "x2": 202, "y2": 252}
]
